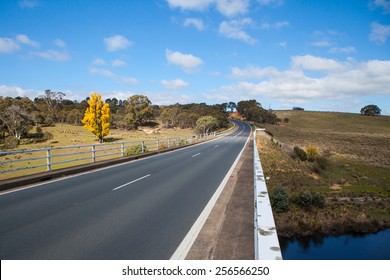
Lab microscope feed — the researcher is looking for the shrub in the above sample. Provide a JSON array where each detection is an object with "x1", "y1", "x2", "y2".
[
  {"x1": 42, "y1": 131, "x2": 53, "y2": 141},
  {"x1": 125, "y1": 144, "x2": 148, "y2": 156},
  {"x1": 35, "y1": 126, "x2": 44, "y2": 138},
  {"x1": 159, "y1": 142, "x2": 168, "y2": 150},
  {"x1": 178, "y1": 138, "x2": 187, "y2": 146},
  {"x1": 283, "y1": 118, "x2": 289, "y2": 123},
  {"x1": 312, "y1": 192, "x2": 325, "y2": 208},
  {"x1": 314, "y1": 149, "x2": 331, "y2": 171},
  {"x1": 4, "y1": 137, "x2": 19, "y2": 149},
  {"x1": 306, "y1": 146, "x2": 318, "y2": 162},
  {"x1": 294, "y1": 146, "x2": 307, "y2": 161},
  {"x1": 295, "y1": 191, "x2": 325, "y2": 210},
  {"x1": 270, "y1": 187, "x2": 289, "y2": 212}
]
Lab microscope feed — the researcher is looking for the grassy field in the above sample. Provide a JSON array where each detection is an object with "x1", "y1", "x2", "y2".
[
  {"x1": 257, "y1": 111, "x2": 390, "y2": 237},
  {"x1": 0, "y1": 124, "x2": 196, "y2": 180}
]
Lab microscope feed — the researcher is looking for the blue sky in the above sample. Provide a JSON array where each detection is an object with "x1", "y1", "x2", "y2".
[{"x1": 1, "y1": 0, "x2": 390, "y2": 114}]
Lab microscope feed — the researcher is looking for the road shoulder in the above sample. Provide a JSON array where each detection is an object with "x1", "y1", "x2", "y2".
[{"x1": 186, "y1": 134, "x2": 254, "y2": 259}]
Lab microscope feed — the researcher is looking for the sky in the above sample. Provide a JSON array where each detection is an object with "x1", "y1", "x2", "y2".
[{"x1": 0, "y1": 0, "x2": 390, "y2": 115}]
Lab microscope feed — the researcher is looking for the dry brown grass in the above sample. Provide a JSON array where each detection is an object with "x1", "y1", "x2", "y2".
[
  {"x1": 263, "y1": 111, "x2": 390, "y2": 169},
  {"x1": 256, "y1": 111, "x2": 390, "y2": 237}
]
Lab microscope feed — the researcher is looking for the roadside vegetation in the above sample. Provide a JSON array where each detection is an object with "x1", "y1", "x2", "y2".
[{"x1": 257, "y1": 110, "x2": 390, "y2": 237}]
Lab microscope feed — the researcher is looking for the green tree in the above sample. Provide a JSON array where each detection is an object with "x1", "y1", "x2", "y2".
[
  {"x1": 237, "y1": 100, "x2": 261, "y2": 116},
  {"x1": 82, "y1": 93, "x2": 110, "y2": 143},
  {"x1": 0, "y1": 105, "x2": 33, "y2": 140},
  {"x1": 126, "y1": 95, "x2": 153, "y2": 129},
  {"x1": 360, "y1": 104, "x2": 381, "y2": 116},
  {"x1": 228, "y1": 101, "x2": 237, "y2": 112},
  {"x1": 195, "y1": 116, "x2": 219, "y2": 134}
]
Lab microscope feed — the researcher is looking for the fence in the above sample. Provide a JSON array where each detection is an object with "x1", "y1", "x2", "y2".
[
  {"x1": 0, "y1": 129, "x2": 231, "y2": 180},
  {"x1": 253, "y1": 128, "x2": 283, "y2": 260}
]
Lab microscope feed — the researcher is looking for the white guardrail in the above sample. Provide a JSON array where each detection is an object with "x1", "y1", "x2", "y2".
[
  {"x1": 254, "y1": 128, "x2": 283, "y2": 260},
  {"x1": 0, "y1": 126, "x2": 235, "y2": 177}
]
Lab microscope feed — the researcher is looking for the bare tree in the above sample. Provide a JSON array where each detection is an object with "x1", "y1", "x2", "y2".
[{"x1": 40, "y1": 89, "x2": 65, "y2": 122}]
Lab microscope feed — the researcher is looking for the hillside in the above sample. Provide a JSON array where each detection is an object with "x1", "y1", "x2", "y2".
[{"x1": 257, "y1": 111, "x2": 390, "y2": 237}]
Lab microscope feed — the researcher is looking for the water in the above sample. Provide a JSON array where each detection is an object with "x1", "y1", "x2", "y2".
[{"x1": 279, "y1": 228, "x2": 390, "y2": 260}]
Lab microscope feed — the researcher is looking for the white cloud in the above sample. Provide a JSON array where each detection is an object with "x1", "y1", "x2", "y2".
[
  {"x1": 54, "y1": 39, "x2": 66, "y2": 48},
  {"x1": 311, "y1": 40, "x2": 331, "y2": 47},
  {"x1": 89, "y1": 67, "x2": 115, "y2": 77},
  {"x1": 92, "y1": 58, "x2": 106, "y2": 65},
  {"x1": 16, "y1": 34, "x2": 40, "y2": 47},
  {"x1": 112, "y1": 59, "x2": 127, "y2": 67},
  {"x1": 278, "y1": 41, "x2": 287, "y2": 48},
  {"x1": 166, "y1": 49, "x2": 204, "y2": 73},
  {"x1": 260, "y1": 21, "x2": 289, "y2": 29},
  {"x1": 19, "y1": 0, "x2": 39, "y2": 8},
  {"x1": 104, "y1": 35, "x2": 132, "y2": 52},
  {"x1": 89, "y1": 67, "x2": 138, "y2": 85},
  {"x1": 369, "y1": 22, "x2": 390, "y2": 44},
  {"x1": 258, "y1": 0, "x2": 283, "y2": 6},
  {"x1": 30, "y1": 50, "x2": 70, "y2": 61},
  {"x1": 218, "y1": 18, "x2": 256, "y2": 44},
  {"x1": 166, "y1": 0, "x2": 213, "y2": 10},
  {"x1": 149, "y1": 93, "x2": 194, "y2": 105},
  {"x1": 215, "y1": 0, "x2": 249, "y2": 17},
  {"x1": 0, "y1": 37, "x2": 20, "y2": 53},
  {"x1": 121, "y1": 76, "x2": 139, "y2": 85},
  {"x1": 183, "y1": 18, "x2": 205, "y2": 31},
  {"x1": 372, "y1": 0, "x2": 390, "y2": 13},
  {"x1": 0, "y1": 85, "x2": 41, "y2": 99},
  {"x1": 161, "y1": 79, "x2": 189, "y2": 90},
  {"x1": 292, "y1": 55, "x2": 345, "y2": 71},
  {"x1": 167, "y1": 0, "x2": 249, "y2": 17},
  {"x1": 205, "y1": 57, "x2": 390, "y2": 104},
  {"x1": 230, "y1": 65, "x2": 278, "y2": 79},
  {"x1": 329, "y1": 46, "x2": 356, "y2": 54}
]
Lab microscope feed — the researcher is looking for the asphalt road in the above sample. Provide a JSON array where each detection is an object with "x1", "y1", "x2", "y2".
[{"x1": 0, "y1": 120, "x2": 251, "y2": 259}]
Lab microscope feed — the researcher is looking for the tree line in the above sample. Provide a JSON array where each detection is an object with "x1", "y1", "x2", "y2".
[{"x1": 0, "y1": 89, "x2": 282, "y2": 148}]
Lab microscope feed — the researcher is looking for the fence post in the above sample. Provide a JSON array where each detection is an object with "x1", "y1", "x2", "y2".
[
  {"x1": 121, "y1": 143, "x2": 125, "y2": 157},
  {"x1": 91, "y1": 145, "x2": 96, "y2": 163},
  {"x1": 46, "y1": 149, "x2": 51, "y2": 171},
  {"x1": 142, "y1": 141, "x2": 145, "y2": 153},
  {"x1": 157, "y1": 139, "x2": 160, "y2": 150},
  {"x1": 168, "y1": 138, "x2": 170, "y2": 148}
]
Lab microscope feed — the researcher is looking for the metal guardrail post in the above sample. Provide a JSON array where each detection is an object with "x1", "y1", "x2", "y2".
[
  {"x1": 46, "y1": 149, "x2": 51, "y2": 171},
  {"x1": 121, "y1": 143, "x2": 125, "y2": 157},
  {"x1": 254, "y1": 128, "x2": 283, "y2": 260},
  {"x1": 91, "y1": 145, "x2": 96, "y2": 163},
  {"x1": 167, "y1": 138, "x2": 170, "y2": 148},
  {"x1": 142, "y1": 141, "x2": 145, "y2": 153},
  {"x1": 157, "y1": 139, "x2": 160, "y2": 150}
]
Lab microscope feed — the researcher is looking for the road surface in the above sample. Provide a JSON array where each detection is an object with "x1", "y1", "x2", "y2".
[{"x1": 0, "y1": 120, "x2": 251, "y2": 259}]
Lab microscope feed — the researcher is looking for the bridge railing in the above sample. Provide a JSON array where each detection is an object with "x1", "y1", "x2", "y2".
[
  {"x1": 253, "y1": 128, "x2": 283, "y2": 260},
  {"x1": 0, "y1": 126, "x2": 234, "y2": 180}
]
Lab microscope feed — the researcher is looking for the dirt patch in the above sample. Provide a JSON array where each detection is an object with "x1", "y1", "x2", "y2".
[{"x1": 330, "y1": 184, "x2": 342, "y2": 190}]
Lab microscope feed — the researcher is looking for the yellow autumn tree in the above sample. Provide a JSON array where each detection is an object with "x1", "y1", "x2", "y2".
[{"x1": 82, "y1": 93, "x2": 110, "y2": 143}]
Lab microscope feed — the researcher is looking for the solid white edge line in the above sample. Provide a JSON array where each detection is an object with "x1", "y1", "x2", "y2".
[
  {"x1": 112, "y1": 174, "x2": 151, "y2": 191},
  {"x1": 0, "y1": 123, "x2": 240, "y2": 196},
  {"x1": 170, "y1": 122, "x2": 251, "y2": 260}
]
